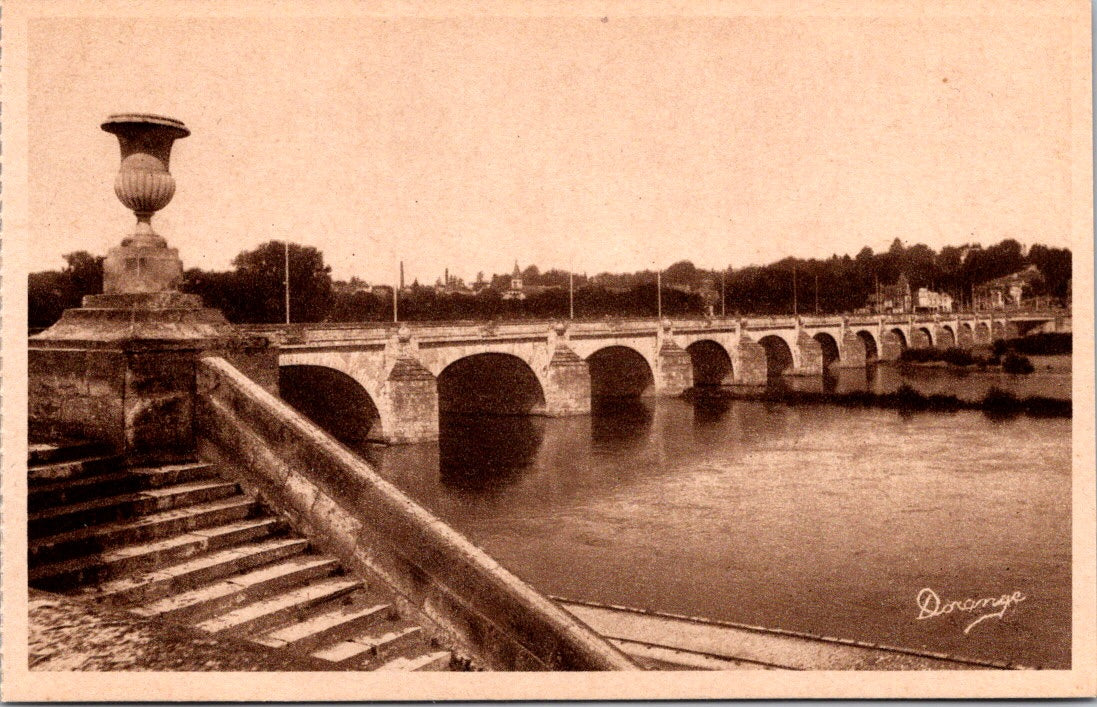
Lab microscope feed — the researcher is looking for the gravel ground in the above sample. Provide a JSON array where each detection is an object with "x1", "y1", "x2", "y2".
[{"x1": 28, "y1": 590, "x2": 333, "y2": 671}]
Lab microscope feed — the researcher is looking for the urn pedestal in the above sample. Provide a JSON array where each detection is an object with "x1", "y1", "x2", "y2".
[
  {"x1": 100, "y1": 114, "x2": 189, "y2": 294},
  {"x1": 29, "y1": 114, "x2": 277, "y2": 465}
]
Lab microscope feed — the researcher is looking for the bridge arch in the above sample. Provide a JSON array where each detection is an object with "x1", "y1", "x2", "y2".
[
  {"x1": 586, "y1": 345, "x2": 656, "y2": 398},
  {"x1": 912, "y1": 326, "x2": 934, "y2": 349},
  {"x1": 685, "y1": 340, "x2": 734, "y2": 387},
  {"x1": 975, "y1": 322, "x2": 991, "y2": 345},
  {"x1": 437, "y1": 353, "x2": 546, "y2": 415},
  {"x1": 279, "y1": 364, "x2": 383, "y2": 444},
  {"x1": 938, "y1": 325, "x2": 956, "y2": 349},
  {"x1": 856, "y1": 330, "x2": 880, "y2": 361},
  {"x1": 758, "y1": 335, "x2": 794, "y2": 377},
  {"x1": 889, "y1": 328, "x2": 908, "y2": 350},
  {"x1": 813, "y1": 332, "x2": 841, "y2": 369}
]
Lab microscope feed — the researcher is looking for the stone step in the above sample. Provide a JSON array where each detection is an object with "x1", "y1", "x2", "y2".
[
  {"x1": 28, "y1": 440, "x2": 114, "y2": 467},
  {"x1": 28, "y1": 480, "x2": 241, "y2": 537},
  {"x1": 253, "y1": 593, "x2": 394, "y2": 654},
  {"x1": 28, "y1": 455, "x2": 122, "y2": 484},
  {"x1": 134, "y1": 555, "x2": 341, "y2": 624},
  {"x1": 28, "y1": 463, "x2": 216, "y2": 511},
  {"x1": 31, "y1": 514, "x2": 275, "y2": 589},
  {"x1": 81, "y1": 537, "x2": 309, "y2": 607},
  {"x1": 29, "y1": 470, "x2": 141, "y2": 511},
  {"x1": 375, "y1": 650, "x2": 453, "y2": 672},
  {"x1": 29, "y1": 496, "x2": 261, "y2": 566},
  {"x1": 311, "y1": 625, "x2": 424, "y2": 667},
  {"x1": 196, "y1": 576, "x2": 364, "y2": 638}
]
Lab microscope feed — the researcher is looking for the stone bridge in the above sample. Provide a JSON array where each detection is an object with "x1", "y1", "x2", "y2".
[{"x1": 242, "y1": 312, "x2": 1060, "y2": 444}]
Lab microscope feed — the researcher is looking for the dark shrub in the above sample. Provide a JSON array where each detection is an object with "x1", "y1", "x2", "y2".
[
  {"x1": 983, "y1": 387, "x2": 1019, "y2": 409},
  {"x1": 941, "y1": 347, "x2": 975, "y2": 366},
  {"x1": 1002, "y1": 353, "x2": 1035, "y2": 374},
  {"x1": 994, "y1": 332, "x2": 1072, "y2": 356}
]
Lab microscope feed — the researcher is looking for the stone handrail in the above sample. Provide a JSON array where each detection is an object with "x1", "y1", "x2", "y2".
[{"x1": 194, "y1": 355, "x2": 637, "y2": 671}]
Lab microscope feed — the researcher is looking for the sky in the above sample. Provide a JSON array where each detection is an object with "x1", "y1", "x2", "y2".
[{"x1": 27, "y1": 10, "x2": 1074, "y2": 284}]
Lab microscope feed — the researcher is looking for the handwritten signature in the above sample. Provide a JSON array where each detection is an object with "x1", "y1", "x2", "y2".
[{"x1": 915, "y1": 587, "x2": 1027, "y2": 634}]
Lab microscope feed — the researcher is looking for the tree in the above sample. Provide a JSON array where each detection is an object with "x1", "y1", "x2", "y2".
[
  {"x1": 664, "y1": 260, "x2": 700, "y2": 289},
  {"x1": 228, "y1": 242, "x2": 333, "y2": 323},
  {"x1": 63, "y1": 251, "x2": 105, "y2": 297},
  {"x1": 28, "y1": 251, "x2": 104, "y2": 329}
]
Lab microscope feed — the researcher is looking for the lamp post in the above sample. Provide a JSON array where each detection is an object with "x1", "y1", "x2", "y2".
[
  {"x1": 284, "y1": 241, "x2": 291, "y2": 324},
  {"x1": 656, "y1": 268, "x2": 662, "y2": 319},
  {"x1": 721, "y1": 269, "x2": 726, "y2": 317},
  {"x1": 792, "y1": 265, "x2": 798, "y2": 316},
  {"x1": 569, "y1": 271, "x2": 575, "y2": 319}
]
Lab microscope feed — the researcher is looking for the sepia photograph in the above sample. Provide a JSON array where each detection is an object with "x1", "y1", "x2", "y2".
[{"x1": 1, "y1": 0, "x2": 1094, "y2": 700}]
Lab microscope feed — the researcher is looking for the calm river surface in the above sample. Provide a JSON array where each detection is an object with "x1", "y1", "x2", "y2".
[{"x1": 360, "y1": 365, "x2": 1072, "y2": 668}]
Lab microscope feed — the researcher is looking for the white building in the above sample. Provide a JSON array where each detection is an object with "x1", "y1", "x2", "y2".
[{"x1": 915, "y1": 287, "x2": 953, "y2": 312}]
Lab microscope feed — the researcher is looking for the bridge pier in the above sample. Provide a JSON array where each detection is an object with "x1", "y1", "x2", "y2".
[
  {"x1": 732, "y1": 335, "x2": 767, "y2": 385},
  {"x1": 655, "y1": 340, "x2": 693, "y2": 395},
  {"x1": 788, "y1": 332, "x2": 824, "y2": 376},
  {"x1": 934, "y1": 325, "x2": 956, "y2": 349},
  {"x1": 379, "y1": 353, "x2": 439, "y2": 444},
  {"x1": 974, "y1": 322, "x2": 992, "y2": 346},
  {"x1": 880, "y1": 330, "x2": 904, "y2": 361},
  {"x1": 838, "y1": 331, "x2": 868, "y2": 368},
  {"x1": 540, "y1": 342, "x2": 592, "y2": 416},
  {"x1": 957, "y1": 324, "x2": 975, "y2": 349}
]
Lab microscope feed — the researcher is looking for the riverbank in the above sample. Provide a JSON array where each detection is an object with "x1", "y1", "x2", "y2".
[{"x1": 686, "y1": 383, "x2": 1071, "y2": 418}]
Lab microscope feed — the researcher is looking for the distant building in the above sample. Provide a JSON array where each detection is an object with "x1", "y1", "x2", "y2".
[
  {"x1": 914, "y1": 287, "x2": 953, "y2": 313},
  {"x1": 502, "y1": 261, "x2": 526, "y2": 300},
  {"x1": 974, "y1": 265, "x2": 1043, "y2": 310},
  {"x1": 870, "y1": 273, "x2": 912, "y2": 313},
  {"x1": 698, "y1": 278, "x2": 719, "y2": 316},
  {"x1": 332, "y1": 277, "x2": 373, "y2": 296}
]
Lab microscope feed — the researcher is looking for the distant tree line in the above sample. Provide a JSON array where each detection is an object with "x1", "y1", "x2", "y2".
[{"x1": 29, "y1": 237, "x2": 1071, "y2": 328}]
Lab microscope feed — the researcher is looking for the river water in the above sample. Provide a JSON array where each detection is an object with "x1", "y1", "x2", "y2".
[{"x1": 359, "y1": 364, "x2": 1072, "y2": 669}]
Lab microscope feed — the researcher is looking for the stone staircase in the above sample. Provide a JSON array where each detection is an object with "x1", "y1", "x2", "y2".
[{"x1": 27, "y1": 440, "x2": 456, "y2": 671}]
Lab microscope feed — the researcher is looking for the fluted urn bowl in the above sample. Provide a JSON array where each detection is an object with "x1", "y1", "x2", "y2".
[{"x1": 101, "y1": 113, "x2": 190, "y2": 246}]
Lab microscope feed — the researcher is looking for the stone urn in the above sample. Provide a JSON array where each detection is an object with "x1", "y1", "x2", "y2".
[{"x1": 100, "y1": 113, "x2": 190, "y2": 294}]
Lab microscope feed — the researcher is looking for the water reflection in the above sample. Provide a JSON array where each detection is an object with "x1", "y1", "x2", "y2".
[
  {"x1": 437, "y1": 414, "x2": 545, "y2": 493},
  {"x1": 772, "y1": 360, "x2": 1070, "y2": 401},
  {"x1": 691, "y1": 394, "x2": 733, "y2": 427},
  {"x1": 590, "y1": 397, "x2": 654, "y2": 453}
]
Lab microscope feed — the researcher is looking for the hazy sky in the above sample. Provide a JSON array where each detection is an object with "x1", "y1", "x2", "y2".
[{"x1": 28, "y1": 11, "x2": 1073, "y2": 283}]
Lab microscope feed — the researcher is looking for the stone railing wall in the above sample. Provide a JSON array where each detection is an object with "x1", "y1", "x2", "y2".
[{"x1": 194, "y1": 355, "x2": 636, "y2": 671}]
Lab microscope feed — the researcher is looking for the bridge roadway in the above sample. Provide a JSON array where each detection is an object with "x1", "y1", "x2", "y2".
[{"x1": 241, "y1": 311, "x2": 1061, "y2": 444}]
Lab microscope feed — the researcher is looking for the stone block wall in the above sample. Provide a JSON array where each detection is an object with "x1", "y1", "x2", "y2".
[
  {"x1": 29, "y1": 345, "x2": 197, "y2": 464},
  {"x1": 655, "y1": 342, "x2": 693, "y2": 395},
  {"x1": 29, "y1": 347, "x2": 127, "y2": 451},
  {"x1": 541, "y1": 345, "x2": 592, "y2": 416},
  {"x1": 380, "y1": 357, "x2": 439, "y2": 444},
  {"x1": 734, "y1": 337, "x2": 768, "y2": 384},
  {"x1": 122, "y1": 349, "x2": 199, "y2": 465},
  {"x1": 29, "y1": 338, "x2": 279, "y2": 465},
  {"x1": 794, "y1": 332, "x2": 824, "y2": 375},
  {"x1": 880, "y1": 331, "x2": 904, "y2": 361},
  {"x1": 839, "y1": 332, "x2": 867, "y2": 367}
]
